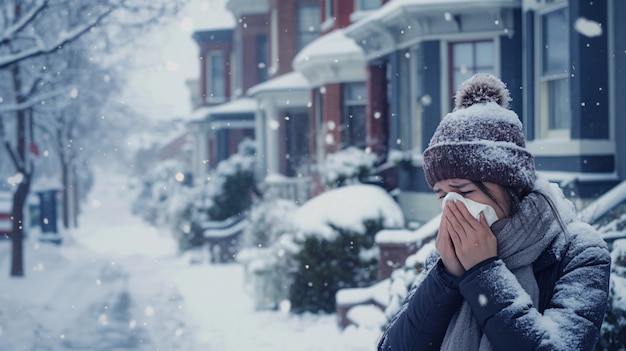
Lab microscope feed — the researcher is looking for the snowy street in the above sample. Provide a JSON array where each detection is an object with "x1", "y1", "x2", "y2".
[{"x1": 0, "y1": 172, "x2": 379, "y2": 350}]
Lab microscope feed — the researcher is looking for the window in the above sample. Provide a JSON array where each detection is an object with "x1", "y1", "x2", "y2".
[
  {"x1": 324, "y1": 0, "x2": 334, "y2": 21},
  {"x1": 342, "y1": 83, "x2": 367, "y2": 149},
  {"x1": 206, "y1": 51, "x2": 225, "y2": 102},
  {"x1": 449, "y1": 40, "x2": 494, "y2": 106},
  {"x1": 297, "y1": 2, "x2": 320, "y2": 51},
  {"x1": 540, "y1": 5, "x2": 570, "y2": 133},
  {"x1": 256, "y1": 34, "x2": 268, "y2": 83},
  {"x1": 284, "y1": 110, "x2": 311, "y2": 176},
  {"x1": 355, "y1": 0, "x2": 381, "y2": 11}
]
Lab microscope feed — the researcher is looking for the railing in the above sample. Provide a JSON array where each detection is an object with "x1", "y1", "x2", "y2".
[{"x1": 261, "y1": 174, "x2": 312, "y2": 205}]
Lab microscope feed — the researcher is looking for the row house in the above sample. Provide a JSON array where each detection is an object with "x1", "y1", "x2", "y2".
[
  {"x1": 188, "y1": 25, "x2": 258, "y2": 179},
  {"x1": 333, "y1": 0, "x2": 626, "y2": 328},
  {"x1": 200, "y1": 0, "x2": 625, "y2": 223},
  {"x1": 343, "y1": 0, "x2": 626, "y2": 223},
  {"x1": 222, "y1": 0, "x2": 391, "y2": 204}
]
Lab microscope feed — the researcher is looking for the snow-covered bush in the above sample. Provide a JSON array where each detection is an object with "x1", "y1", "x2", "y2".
[
  {"x1": 201, "y1": 139, "x2": 257, "y2": 221},
  {"x1": 596, "y1": 238, "x2": 626, "y2": 351},
  {"x1": 237, "y1": 197, "x2": 302, "y2": 310},
  {"x1": 286, "y1": 184, "x2": 404, "y2": 314},
  {"x1": 131, "y1": 159, "x2": 190, "y2": 228},
  {"x1": 289, "y1": 219, "x2": 382, "y2": 313},
  {"x1": 319, "y1": 147, "x2": 377, "y2": 188},
  {"x1": 241, "y1": 198, "x2": 299, "y2": 249},
  {"x1": 131, "y1": 139, "x2": 258, "y2": 252}
]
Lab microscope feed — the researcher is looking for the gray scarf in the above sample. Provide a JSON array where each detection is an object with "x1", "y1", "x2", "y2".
[{"x1": 440, "y1": 191, "x2": 562, "y2": 351}]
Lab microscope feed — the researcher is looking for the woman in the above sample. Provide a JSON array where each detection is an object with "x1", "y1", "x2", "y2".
[{"x1": 377, "y1": 74, "x2": 610, "y2": 350}]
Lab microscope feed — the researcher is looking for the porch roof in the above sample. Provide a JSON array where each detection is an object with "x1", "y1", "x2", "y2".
[
  {"x1": 246, "y1": 71, "x2": 310, "y2": 97},
  {"x1": 189, "y1": 98, "x2": 257, "y2": 122},
  {"x1": 345, "y1": 0, "x2": 521, "y2": 60},
  {"x1": 292, "y1": 28, "x2": 366, "y2": 87}
]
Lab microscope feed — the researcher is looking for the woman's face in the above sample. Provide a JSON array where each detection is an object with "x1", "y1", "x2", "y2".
[{"x1": 433, "y1": 179, "x2": 510, "y2": 219}]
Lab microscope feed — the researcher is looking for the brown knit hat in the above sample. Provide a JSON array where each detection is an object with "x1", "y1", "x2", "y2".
[{"x1": 422, "y1": 73, "x2": 536, "y2": 192}]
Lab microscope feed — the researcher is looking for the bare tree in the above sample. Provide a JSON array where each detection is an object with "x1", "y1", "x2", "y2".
[{"x1": 0, "y1": 0, "x2": 187, "y2": 277}]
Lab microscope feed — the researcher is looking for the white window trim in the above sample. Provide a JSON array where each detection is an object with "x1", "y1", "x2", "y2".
[{"x1": 527, "y1": 139, "x2": 615, "y2": 157}]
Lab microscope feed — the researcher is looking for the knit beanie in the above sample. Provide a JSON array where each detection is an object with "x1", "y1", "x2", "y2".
[{"x1": 422, "y1": 73, "x2": 536, "y2": 192}]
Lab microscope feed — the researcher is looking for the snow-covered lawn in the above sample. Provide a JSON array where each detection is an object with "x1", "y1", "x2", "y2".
[{"x1": 0, "y1": 172, "x2": 381, "y2": 350}]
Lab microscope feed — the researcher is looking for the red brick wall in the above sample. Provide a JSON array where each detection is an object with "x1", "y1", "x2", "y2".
[
  {"x1": 272, "y1": 0, "x2": 297, "y2": 77},
  {"x1": 377, "y1": 242, "x2": 419, "y2": 281},
  {"x1": 322, "y1": 83, "x2": 342, "y2": 155},
  {"x1": 366, "y1": 63, "x2": 389, "y2": 157},
  {"x1": 238, "y1": 13, "x2": 270, "y2": 92},
  {"x1": 335, "y1": 0, "x2": 353, "y2": 29}
]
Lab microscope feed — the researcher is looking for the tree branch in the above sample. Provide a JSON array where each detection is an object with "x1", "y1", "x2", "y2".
[
  {"x1": 0, "y1": 6, "x2": 113, "y2": 69},
  {"x1": 3, "y1": 141, "x2": 23, "y2": 171}
]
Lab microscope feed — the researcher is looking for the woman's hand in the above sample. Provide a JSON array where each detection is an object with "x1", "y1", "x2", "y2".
[
  {"x1": 444, "y1": 200, "x2": 498, "y2": 271},
  {"x1": 436, "y1": 208, "x2": 466, "y2": 277}
]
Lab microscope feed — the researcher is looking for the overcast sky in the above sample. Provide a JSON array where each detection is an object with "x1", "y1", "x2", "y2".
[{"x1": 124, "y1": 0, "x2": 235, "y2": 121}]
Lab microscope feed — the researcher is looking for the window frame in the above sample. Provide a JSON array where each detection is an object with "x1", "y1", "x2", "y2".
[
  {"x1": 206, "y1": 51, "x2": 226, "y2": 103},
  {"x1": 537, "y1": 3, "x2": 570, "y2": 139},
  {"x1": 354, "y1": 0, "x2": 381, "y2": 11},
  {"x1": 296, "y1": 2, "x2": 320, "y2": 52},
  {"x1": 448, "y1": 39, "x2": 495, "y2": 110},
  {"x1": 341, "y1": 82, "x2": 367, "y2": 149}
]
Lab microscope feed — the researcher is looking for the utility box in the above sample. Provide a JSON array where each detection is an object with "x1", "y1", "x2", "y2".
[{"x1": 36, "y1": 188, "x2": 62, "y2": 244}]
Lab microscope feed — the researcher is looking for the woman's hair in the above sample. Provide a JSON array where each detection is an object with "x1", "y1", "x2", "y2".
[
  {"x1": 473, "y1": 180, "x2": 571, "y2": 237},
  {"x1": 472, "y1": 181, "x2": 526, "y2": 217}
]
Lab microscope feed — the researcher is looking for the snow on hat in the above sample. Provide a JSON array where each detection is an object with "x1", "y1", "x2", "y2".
[{"x1": 422, "y1": 73, "x2": 536, "y2": 192}]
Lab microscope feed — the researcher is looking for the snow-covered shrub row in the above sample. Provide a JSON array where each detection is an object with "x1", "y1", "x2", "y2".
[
  {"x1": 318, "y1": 147, "x2": 377, "y2": 188},
  {"x1": 131, "y1": 139, "x2": 257, "y2": 252},
  {"x1": 238, "y1": 184, "x2": 405, "y2": 314}
]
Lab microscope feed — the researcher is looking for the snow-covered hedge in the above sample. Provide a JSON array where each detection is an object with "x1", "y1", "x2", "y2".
[
  {"x1": 318, "y1": 147, "x2": 377, "y2": 188},
  {"x1": 238, "y1": 184, "x2": 405, "y2": 313},
  {"x1": 596, "y1": 238, "x2": 626, "y2": 351}
]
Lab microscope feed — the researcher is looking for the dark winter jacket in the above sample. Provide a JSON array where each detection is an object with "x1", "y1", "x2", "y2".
[{"x1": 377, "y1": 221, "x2": 611, "y2": 350}]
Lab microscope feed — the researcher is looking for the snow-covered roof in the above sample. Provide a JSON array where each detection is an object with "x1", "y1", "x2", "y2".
[
  {"x1": 225, "y1": 0, "x2": 269, "y2": 18},
  {"x1": 189, "y1": 98, "x2": 257, "y2": 121},
  {"x1": 293, "y1": 29, "x2": 366, "y2": 87},
  {"x1": 247, "y1": 71, "x2": 310, "y2": 97},
  {"x1": 31, "y1": 175, "x2": 63, "y2": 192},
  {"x1": 294, "y1": 184, "x2": 405, "y2": 241}
]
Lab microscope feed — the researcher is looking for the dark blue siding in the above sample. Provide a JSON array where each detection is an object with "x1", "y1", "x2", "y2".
[
  {"x1": 500, "y1": 9, "x2": 524, "y2": 124},
  {"x1": 419, "y1": 40, "x2": 441, "y2": 153},
  {"x1": 535, "y1": 155, "x2": 614, "y2": 173},
  {"x1": 569, "y1": 0, "x2": 609, "y2": 140},
  {"x1": 614, "y1": 0, "x2": 626, "y2": 181}
]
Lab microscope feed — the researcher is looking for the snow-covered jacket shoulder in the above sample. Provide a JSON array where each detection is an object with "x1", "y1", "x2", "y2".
[{"x1": 460, "y1": 221, "x2": 610, "y2": 351}]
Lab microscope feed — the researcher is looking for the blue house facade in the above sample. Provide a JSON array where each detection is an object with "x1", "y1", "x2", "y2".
[{"x1": 345, "y1": 0, "x2": 626, "y2": 223}]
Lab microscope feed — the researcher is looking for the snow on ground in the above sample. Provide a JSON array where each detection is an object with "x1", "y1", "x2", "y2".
[{"x1": 0, "y1": 171, "x2": 381, "y2": 350}]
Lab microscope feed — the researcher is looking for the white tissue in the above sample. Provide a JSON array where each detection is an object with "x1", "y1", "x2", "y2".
[{"x1": 442, "y1": 192, "x2": 499, "y2": 226}]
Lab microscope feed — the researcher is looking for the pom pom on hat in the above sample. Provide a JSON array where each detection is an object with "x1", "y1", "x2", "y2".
[
  {"x1": 422, "y1": 73, "x2": 536, "y2": 192},
  {"x1": 454, "y1": 73, "x2": 511, "y2": 110}
]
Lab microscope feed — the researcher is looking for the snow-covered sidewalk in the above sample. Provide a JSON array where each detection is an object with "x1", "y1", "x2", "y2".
[{"x1": 0, "y1": 172, "x2": 380, "y2": 350}]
